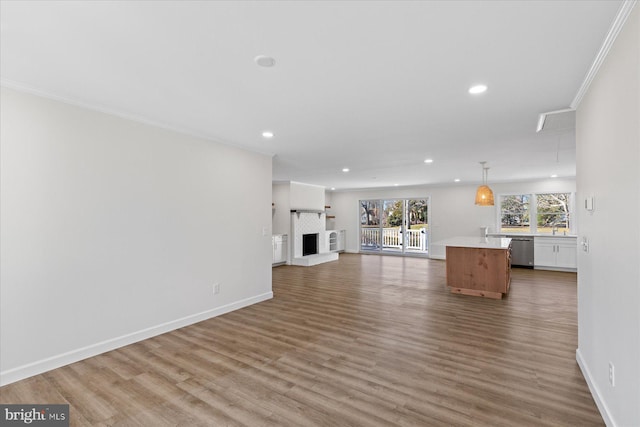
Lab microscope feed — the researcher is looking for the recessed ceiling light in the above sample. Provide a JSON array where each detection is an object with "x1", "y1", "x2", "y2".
[
  {"x1": 424, "y1": 159, "x2": 434, "y2": 164},
  {"x1": 262, "y1": 131, "x2": 274, "y2": 138},
  {"x1": 550, "y1": 174, "x2": 558, "y2": 178},
  {"x1": 394, "y1": 184, "x2": 399, "y2": 186},
  {"x1": 342, "y1": 168, "x2": 350, "y2": 173},
  {"x1": 454, "y1": 178, "x2": 461, "y2": 182},
  {"x1": 254, "y1": 55, "x2": 276, "y2": 67},
  {"x1": 468, "y1": 84, "x2": 488, "y2": 94},
  {"x1": 331, "y1": 187, "x2": 336, "y2": 191}
]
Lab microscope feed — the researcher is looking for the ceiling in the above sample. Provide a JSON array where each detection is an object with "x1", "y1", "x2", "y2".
[{"x1": 0, "y1": 1, "x2": 624, "y2": 190}]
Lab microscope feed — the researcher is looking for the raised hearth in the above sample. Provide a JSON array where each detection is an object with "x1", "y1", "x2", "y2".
[{"x1": 291, "y1": 252, "x2": 339, "y2": 266}]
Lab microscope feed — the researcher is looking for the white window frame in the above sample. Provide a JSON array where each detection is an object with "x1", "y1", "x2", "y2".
[
  {"x1": 497, "y1": 193, "x2": 533, "y2": 234},
  {"x1": 497, "y1": 192, "x2": 576, "y2": 235}
]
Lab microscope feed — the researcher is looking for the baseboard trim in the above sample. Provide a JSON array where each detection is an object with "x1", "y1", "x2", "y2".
[
  {"x1": 0, "y1": 292, "x2": 273, "y2": 386},
  {"x1": 534, "y1": 266, "x2": 577, "y2": 273},
  {"x1": 576, "y1": 348, "x2": 615, "y2": 426}
]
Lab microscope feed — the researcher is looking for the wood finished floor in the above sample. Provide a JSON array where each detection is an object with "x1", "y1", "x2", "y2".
[{"x1": 0, "y1": 254, "x2": 603, "y2": 426}]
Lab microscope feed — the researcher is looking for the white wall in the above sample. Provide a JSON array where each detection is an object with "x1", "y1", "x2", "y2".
[
  {"x1": 272, "y1": 183, "x2": 291, "y2": 236},
  {"x1": 0, "y1": 88, "x2": 273, "y2": 385},
  {"x1": 289, "y1": 181, "x2": 325, "y2": 211},
  {"x1": 325, "y1": 190, "x2": 336, "y2": 231},
  {"x1": 329, "y1": 178, "x2": 576, "y2": 256},
  {"x1": 575, "y1": 6, "x2": 640, "y2": 426}
]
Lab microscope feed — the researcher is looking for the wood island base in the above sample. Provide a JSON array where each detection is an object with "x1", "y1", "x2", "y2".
[
  {"x1": 444, "y1": 239, "x2": 512, "y2": 299},
  {"x1": 449, "y1": 286, "x2": 504, "y2": 300}
]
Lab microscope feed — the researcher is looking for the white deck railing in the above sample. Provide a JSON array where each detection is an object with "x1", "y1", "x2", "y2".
[{"x1": 361, "y1": 227, "x2": 427, "y2": 251}]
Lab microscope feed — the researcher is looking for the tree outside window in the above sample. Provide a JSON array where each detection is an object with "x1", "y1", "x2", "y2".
[
  {"x1": 537, "y1": 193, "x2": 570, "y2": 234},
  {"x1": 360, "y1": 200, "x2": 380, "y2": 227},
  {"x1": 384, "y1": 200, "x2": 404, "y2": 227},
  {"x1": 407, "y1": 199, "x2": 428, "y2": 230},
  {"x1": 499, "y1": 192, "x2": 572, "y2": 234},
  {"x1": 500, "y1": 194, "x2": 531, "y2": 233}
]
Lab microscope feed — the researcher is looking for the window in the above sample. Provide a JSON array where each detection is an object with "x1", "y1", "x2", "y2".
[
  {"x1": 499, "y1": 192, "x2": 572, "y2": 234},
  {"x1": 536, "y1": 193, "x2": 571, "y2": 234},
  {"x1": 500, "y1": 194, "x2": 531, "y2": 233}
]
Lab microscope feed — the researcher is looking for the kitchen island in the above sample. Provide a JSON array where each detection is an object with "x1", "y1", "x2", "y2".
[{"x1": 437, "y1": 237, "x2": 512, "y2": 299}]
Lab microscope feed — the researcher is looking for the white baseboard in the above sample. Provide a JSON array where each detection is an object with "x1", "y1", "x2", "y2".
[
  {"x1": 534, "y1": 266, "x2": 577, "y2": 272},
  {"x1": 576, "y1": 348, "x2": 615, "y2": 426},
  {"x1": 0, "y1": 292, "x2": 273, "y2": 386}
]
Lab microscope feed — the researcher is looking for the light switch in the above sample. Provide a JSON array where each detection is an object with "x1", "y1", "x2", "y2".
[
  {"x1": 585, "y1": 196, "x2": 594, "y2": 211},
  {"x1": 581, "y1": 237, "x2": 589, "y2": 252}
]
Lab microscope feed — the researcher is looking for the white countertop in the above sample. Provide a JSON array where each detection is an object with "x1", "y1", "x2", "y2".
[
  {"x1": 488, "y1": 233, "x2": 577, "y2": 238},
  {"x1": 433, "y1": 236, "x2": 512, "y2": 249}
]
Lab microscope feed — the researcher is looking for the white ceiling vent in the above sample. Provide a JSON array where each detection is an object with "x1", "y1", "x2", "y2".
[{"x1": 536, "y1": 108, "x2": 576, "y2": 132}]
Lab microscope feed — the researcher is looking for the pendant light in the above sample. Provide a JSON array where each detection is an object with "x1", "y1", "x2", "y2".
[{"x1": 475, "y1": 161, "x2": 494, "y2": 206}]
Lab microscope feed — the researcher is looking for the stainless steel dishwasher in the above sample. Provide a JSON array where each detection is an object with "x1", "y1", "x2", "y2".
[{"x1": 507, "y1": 236, "x2": 534, "y2": 267}]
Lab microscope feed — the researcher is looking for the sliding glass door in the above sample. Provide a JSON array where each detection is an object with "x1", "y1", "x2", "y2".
[
  {"x1": 405, "y1": 198, "x2": 429, "y2": 254},
  {"x1": 360, "y1": 200, "x2": 381, "y2": 251},
  {"x1": 382, "y1": 200, "x2": 404, "y2": 253},
  {"x1": 360, "y1": 197, "x2": 429, "y2": 255}
]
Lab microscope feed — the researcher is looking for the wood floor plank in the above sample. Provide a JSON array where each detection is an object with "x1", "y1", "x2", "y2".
[{"x1": 0, "y1": 254, "x2": 603, "y2": 426}]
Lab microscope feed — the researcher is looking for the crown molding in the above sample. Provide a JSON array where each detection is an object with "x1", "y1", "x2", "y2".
[{"x1": 571, "y1": 0, "x2": 638, "y2": 109}]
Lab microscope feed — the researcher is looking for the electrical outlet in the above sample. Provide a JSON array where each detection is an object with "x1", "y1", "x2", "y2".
[
  {"x1": 213, "y1": 283, "x2": 220, "y2": 295},
  {"x1": 609, "y1": 362, "x2": 615, "y2": 387}
]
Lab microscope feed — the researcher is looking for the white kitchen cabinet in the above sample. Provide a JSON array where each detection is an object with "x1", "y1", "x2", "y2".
[
  {"x1": 534, "y1": 239, "x2": 557, "y2": 267},
  {"x1": 534, "y1": 236, "x2": 577, "y2": 271},
  {"x1": 272, "y1": 234, "x2": 288, "y2": 265}
]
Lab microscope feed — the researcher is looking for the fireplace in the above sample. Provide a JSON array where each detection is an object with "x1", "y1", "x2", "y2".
[
  {"x1": 302, "y1": 233, "x2": 319, "y2": 256},
  {"x1": 290, "y1": 211, "x2": 339, "y2": 266}
]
